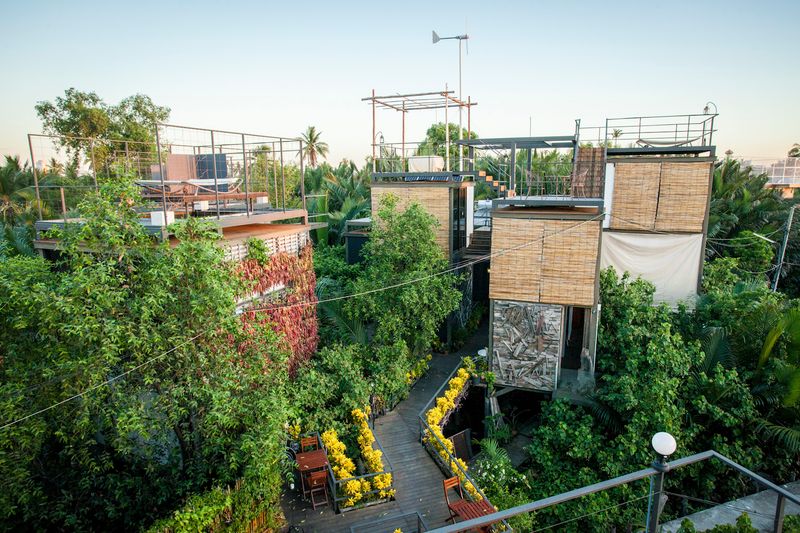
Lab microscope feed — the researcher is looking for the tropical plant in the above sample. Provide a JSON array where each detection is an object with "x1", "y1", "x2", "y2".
[
  {"x1": 0, "y1": 156, "x2": 36, "y2": 224},
  {"x1": 301, "y1": 125, "x2": 329, "y2": 168},
  {"x1": 347, "y1": 194, "x2": 461, "y2": 354},
  {"x1": 707, "y1": 159, "x2": 787, "y2": 249}
]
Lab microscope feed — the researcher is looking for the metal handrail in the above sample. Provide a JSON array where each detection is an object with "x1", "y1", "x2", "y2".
[
  {"x1": 427, "y1": 450, "x2": 800, "y2": 532},
  {"x1": 417, "y1": 359, "x2": 512, "y2": 531}
]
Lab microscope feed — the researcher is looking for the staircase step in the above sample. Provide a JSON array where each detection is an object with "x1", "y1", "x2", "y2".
[
  {"x1": 485, "y1": 175, "x2": 493, "y2": 182},
  {"x1": 478, "y1": 170, "x2": 487, "y2": 177}
]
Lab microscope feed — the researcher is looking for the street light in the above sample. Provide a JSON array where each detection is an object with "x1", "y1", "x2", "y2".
[
  {"x1": 647, "y1": 432, "x2": 676, "y2": 533},
  {"x1": 703, "y1": 101, "x2": 718, "y2": 115},
  {"x1": 433, "y1": 30, "x2": 469, "y2": 171}
]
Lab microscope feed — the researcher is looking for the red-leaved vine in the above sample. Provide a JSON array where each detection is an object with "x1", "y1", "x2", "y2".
[{"x1": 237, "y1": 244, "x2": 318, "y2": 375}]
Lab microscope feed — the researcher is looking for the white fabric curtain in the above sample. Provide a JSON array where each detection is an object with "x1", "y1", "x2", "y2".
[{"x1": 600, "y1": 232, "x2": 704, "y2": 308}]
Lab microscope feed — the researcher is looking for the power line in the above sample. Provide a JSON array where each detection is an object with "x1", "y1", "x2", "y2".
[{"x1": 1, "y1": 214, "x2": 605, "y2": 430}]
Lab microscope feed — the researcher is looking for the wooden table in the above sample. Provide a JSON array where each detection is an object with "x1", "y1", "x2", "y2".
[
  {"x1": 455, "y1": 499, "x2": 496, "y2": 532},
  {"x1": 296, "y1": 449, "x2": 329, "y2": 497}
]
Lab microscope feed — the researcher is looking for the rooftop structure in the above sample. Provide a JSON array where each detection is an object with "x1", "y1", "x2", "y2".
[
  {"x1": 28, "y1": 123, "x2": 309, "y2": 249},
  {"x1": 362, "y1": 87, "x2": 477, "y2": 180}
]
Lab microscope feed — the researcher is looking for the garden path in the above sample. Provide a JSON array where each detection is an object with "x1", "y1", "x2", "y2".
[{"x1": 281, "y1": 325, "x2": 488, "y2": 533}]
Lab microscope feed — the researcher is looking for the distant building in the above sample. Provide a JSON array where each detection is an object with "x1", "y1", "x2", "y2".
[{"x1": 743, "y1": 157, "x2": 800, "y2": 198}]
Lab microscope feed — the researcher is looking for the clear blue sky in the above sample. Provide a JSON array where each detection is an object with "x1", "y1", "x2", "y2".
[{"x1": 1, "y1": 0, "x2": 797, "y2": 165}]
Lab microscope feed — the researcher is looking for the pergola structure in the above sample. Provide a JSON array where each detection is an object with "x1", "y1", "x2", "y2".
[{"x1": 362, "y1": 87, "x2": 477, "y2": 176}]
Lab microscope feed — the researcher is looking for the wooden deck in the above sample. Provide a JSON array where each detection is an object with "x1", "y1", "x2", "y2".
[{"x1": 281, "y1": 328, "x2": 488, "y2": 532}]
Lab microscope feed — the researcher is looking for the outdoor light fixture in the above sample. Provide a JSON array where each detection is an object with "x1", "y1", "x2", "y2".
[
  {"x1": 646, "y1": 432, "x2": 677, "y2": 532},
  {"x1": 703, "y1": 101, "x2": 718, "y2": 115},
  {"x1": 651, "y1": 432, "x2": 677, "y2": 461}
]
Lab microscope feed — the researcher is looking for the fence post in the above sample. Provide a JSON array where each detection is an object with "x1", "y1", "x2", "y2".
[
  {"x1": 774, "y1": 493, "x2": 786, "y2": 533},
  {"x1": 646, "y1": 469, "x2": 666, "y2": 533}
]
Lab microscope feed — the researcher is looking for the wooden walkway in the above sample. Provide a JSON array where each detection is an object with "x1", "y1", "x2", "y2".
[{"x1": 281, "y1": 329, "x2": 487, "y2": 532}]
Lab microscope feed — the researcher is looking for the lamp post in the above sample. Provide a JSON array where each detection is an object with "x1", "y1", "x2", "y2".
[
  {"x1": 703, "y1": 101, "x2": 718, "y2": 115},
  {"x1": 374, "y1": 131, "x2": 384, "y2": 172},
  {"x1": 647, "y1": 432, "x2": 677, "y2": 533},
  {"x1": 433, "y1": 30, "x2": 469, "y2": 171}
]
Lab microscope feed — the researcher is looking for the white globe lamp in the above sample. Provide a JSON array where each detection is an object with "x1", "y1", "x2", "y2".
[{"x1": 651, "y1": 432, "x2": 677, "y2": 459}]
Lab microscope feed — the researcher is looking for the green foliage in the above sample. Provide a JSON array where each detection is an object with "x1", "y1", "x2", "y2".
[
  {"x1": 0, "y1": 176, "x2": 290, "y2": 531},
  {"x1": 677, "y1": 513, "x2": 758, "y2": 533},
  {"x1": 728, "y1": 230, "x2": 774, "y2": 274},
  {"x1": 313, "y1": 244, "x2": 361, "y2": 281},
  {"x1": 245, "y1": 236, "x2": 270, "y2": 265},
  {"x1": 707, "y1": 159, "x2": 786, "y2": 246},
  {"x1": 347, "y1": 194, "x2": 461, "y2": 354},
  {"x1": 416, "y1": 123, "x2": 478, "y2": 171},
  {"x1": 35, "y1": 88, "x2": 170, "y2": 166}
]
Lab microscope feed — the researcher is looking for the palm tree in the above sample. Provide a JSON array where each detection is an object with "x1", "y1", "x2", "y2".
[
  {"x1": 301, "y1": 126, "x2": 329, "y2": 168},
  {"x1": 611, "y1": 129, "x2": 623, "y2": 148},
  {"x1": 789, "y1": 144, "x2": 800, "y2": 158},
  {"x1": 0, "y1": 156, "x2": 37, "y2": 224},
  {"x1": 706, "y1": 159, "x2": 787, "y2": 252}
]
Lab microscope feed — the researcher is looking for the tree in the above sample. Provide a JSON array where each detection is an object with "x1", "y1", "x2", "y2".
[
  {"x1": 301, "y1": 126, "x2": 329, "y2": 168},
  {"x1": 346, "y1": 195, "x2": 461, "y2": 354},
  {"x1": 0, "y1": 174, "x2": 290, "y2": 530},
  {"x1": 707, "y1": 159, "x2": 787, "y2": 251},
  {"x1": 35, "y1": 88, "x2": 169, "y2": 167},
  {"x1": 416, "y1": 123, "x2": 478, "y2": 171},
  {"x1": 0, "y1": 156, "x2": 36, "y2": 224}
]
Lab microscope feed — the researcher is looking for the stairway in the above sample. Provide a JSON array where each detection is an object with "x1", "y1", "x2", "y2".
[
  {"x1": 478, "y1": 171, "x2": 515, "y2": 198},
  {"x1": 463, "y1": 227, "x2": 491, "y2": 260}
]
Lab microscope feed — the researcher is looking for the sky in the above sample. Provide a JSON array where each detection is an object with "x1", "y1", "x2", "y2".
[{"x1": 1, "y1": 0, "x2": 798, "y2": 166}]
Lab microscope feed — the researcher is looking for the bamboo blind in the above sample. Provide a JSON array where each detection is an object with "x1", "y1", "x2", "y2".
[
  {"x1": 489, "y1": 217, "x2": 544, "y2": 302},
  {"x1": 489, "y1": 217, "x2": 600, "y2": 306},
  {"x1": 540, "y1": 220, "x2": 600, "y2": 307},
  {"x1": 609, "y1": 162, "x2": 661, "y2": 230},
  {"x1": 655, "y1": 162, "x2": 712, "y2": 232},
  {"x1": 573, "y1": 147, "x2": 606, "y2": 198},
  {"x1": 371, "y1": 186, "x2": 451, "y2": 253}
]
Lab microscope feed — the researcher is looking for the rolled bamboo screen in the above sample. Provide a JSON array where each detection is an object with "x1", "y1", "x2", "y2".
[
  {"x1": 573, "y1": 147, "x2": 606, "y2": 198},
  {"x1": 609, "y1": 160, "x2": 712, "y2": 233},
  {"x1": 609, "y1": 162, "x2": 661, "y2": 230},
  {"x1": 489, "y1": 217, "x2": 600, "y2": 307},
  {"x1": 371, "y1": 186, "x2": 451, "y2": 253},
  {"x1": 488, "y1": 217, "x2": 544, "y2": 302},
  {"x1": 655, "y1": 162, "x2": 712, "y2": 232},
  {"x1": 540, "y1": 220, "x2": 601, "y2": 307}
]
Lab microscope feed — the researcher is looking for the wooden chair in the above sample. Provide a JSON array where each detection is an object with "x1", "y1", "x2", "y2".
[
  {"x1": 300, "y1": 436, "x2": 319, "y2": 452},
  {"x1": 308, "y1": 470, "x2": 329, "y2": 510},
  {"x1": 443, "y1": 476, "x2": 470, "y2": 524}
]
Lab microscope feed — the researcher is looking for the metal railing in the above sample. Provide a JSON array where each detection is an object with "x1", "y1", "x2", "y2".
[
  {"x1": 579, "y1": 113, "x2": 717, "y2": 148},
  {"x1": 417, "y1": 359, "x2": 512, "y2": 532},
  {"x1": 427, "y1": 450, "x2": 800, "y2": 532},
  {"x1": 28, "y1": 126, "x2": 308, "y2": 233}
]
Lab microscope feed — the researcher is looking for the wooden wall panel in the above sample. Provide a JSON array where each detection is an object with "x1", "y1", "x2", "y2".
[
  {"x1": 371, "y1": 186, "x2": 451, "y2": 253},
  {"x1": 491, "y1": 300, "x2": 563, "y2": 392},
  {"x1": 609, "y1": 162, "x2": 661, "y2": 231},
  {"x1": 655, "y1": 162, "x2": 712, "y2": 233}
]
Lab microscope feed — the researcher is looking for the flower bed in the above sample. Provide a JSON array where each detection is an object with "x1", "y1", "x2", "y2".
[
  {"x1": 318, "y1": 407, "x2": 395, "y2": 512},
  {"x1": 420, "y1": 363, "x2": 483, "y2": 502}
]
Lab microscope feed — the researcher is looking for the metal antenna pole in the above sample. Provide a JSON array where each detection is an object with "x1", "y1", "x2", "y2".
[
  {"x1": 458, "y1": 38, "x2": 463, "y2": 172},
  {"x1": 773, "y1": 205, "x2": 796, "y2": 291}
]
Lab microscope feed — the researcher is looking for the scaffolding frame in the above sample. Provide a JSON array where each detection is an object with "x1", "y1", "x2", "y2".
[{"x1": 362, "y1": 87, "x2": 477, "y2": 175}]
